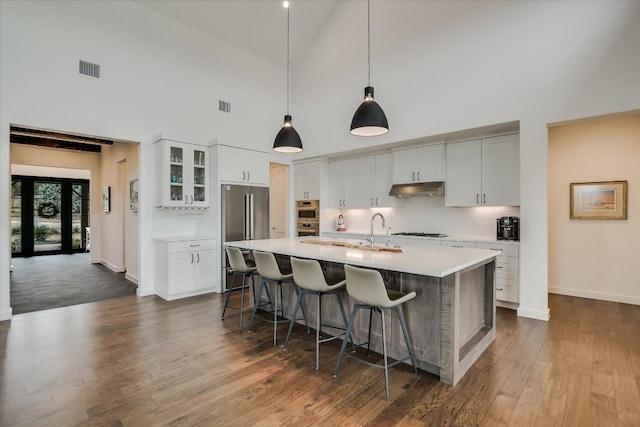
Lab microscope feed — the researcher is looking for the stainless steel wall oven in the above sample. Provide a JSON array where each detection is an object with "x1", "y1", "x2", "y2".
[{"x1": 296, "y1": 200, "x2": 319, "y2": 236}]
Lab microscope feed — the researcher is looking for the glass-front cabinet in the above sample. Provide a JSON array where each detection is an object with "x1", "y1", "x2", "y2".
[{"x1": 154, "y1": 139, "x2": 209, "y2": 208}]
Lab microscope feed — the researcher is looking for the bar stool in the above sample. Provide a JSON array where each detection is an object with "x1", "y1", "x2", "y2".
[
  {"x1": 283, "y1": 257, "x2": 350, "y2": 370},
  {"x1": 248, "y1": 251, "x2": 309, "y2": 345},
  {"x1": 221, "y1": 247, "x2": 260, "y2": 331},
  {"x1": 334, "y1": 264, "x2": 418, "y2": 400}
]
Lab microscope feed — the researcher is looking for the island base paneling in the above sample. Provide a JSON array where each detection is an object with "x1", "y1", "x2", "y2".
[{"x1": 254, "y1": 254, "x2": 495, "y2": 385}]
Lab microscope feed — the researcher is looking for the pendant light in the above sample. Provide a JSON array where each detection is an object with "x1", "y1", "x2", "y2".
[
  {"x1": 273, "y1": 1, "x2": 303, "y2": 153},
  {"x1": 350, "y1": 0, "x2": 388, "y2": 137}
]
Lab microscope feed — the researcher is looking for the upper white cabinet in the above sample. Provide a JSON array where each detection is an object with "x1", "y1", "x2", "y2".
[
  {"x1": 329, "y1": 158, "x2": 358, "y2": 208},
  {"x1": 218, "y1": 145, "x2": 269, "y2": 186},
  {"x1": 294, "y1": 160, "x2": 327, "y2": 201},
  {"x1": 154, "y1": 139, "x2": 210, "y2": 208},
  {"x1": 445, "y1": 134, "x2": 519, "y2": 207},
  {"x1": 357, "y1": 153, "x2": 396, "y2": 208},
  {"x1": 392, "y1": 143, "x2": 445, "y2": 184}
]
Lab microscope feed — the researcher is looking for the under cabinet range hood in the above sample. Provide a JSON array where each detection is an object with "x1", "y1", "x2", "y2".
[{"x1": 389, "y1": 181, "x2": 445, "y2": 197}]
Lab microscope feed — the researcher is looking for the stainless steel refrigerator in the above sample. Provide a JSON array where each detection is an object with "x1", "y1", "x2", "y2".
[{"x1": 221, "y1": 184, "x2": 269, "y2": 291}]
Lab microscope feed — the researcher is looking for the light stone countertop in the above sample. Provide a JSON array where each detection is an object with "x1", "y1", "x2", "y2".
[{"x1": 225, "y1": 237, "x2": 499, "y2": 278}]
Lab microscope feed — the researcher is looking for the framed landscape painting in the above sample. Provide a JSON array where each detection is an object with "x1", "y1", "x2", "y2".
[{"x1": 570, "y1": 180, "x2": 627, "y2": 220}]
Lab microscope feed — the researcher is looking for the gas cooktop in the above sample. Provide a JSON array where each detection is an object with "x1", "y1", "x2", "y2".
[{"x1": 391, "y1": 232, "x2": 448, "y2": 238}]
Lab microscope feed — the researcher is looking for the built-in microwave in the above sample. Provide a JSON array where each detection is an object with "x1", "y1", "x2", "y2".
[{"x1": 296, "y1": 200, "x2": 319, "y2": 221}]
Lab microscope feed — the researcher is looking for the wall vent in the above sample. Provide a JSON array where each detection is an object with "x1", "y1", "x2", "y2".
[
  {"x1": 79, "y1": 60, "x2": 100, "y2": 78},
  {"x1": 219, "y1": 100, "x2": 231, "y2": 113}
]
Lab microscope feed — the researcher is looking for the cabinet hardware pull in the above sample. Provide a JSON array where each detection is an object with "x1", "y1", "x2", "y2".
[
  {"x1": 190, "y1": 195, "x2": 193, "y2": 204},
  {"x1": 417, "y1": 171, "x2": 420, "y2": 181},
  {"x1": 196, "y1": 253, "x2": 200, "y2": 263},
  {"x1": 483, "y1": 194, "x2": 486, "y2": 204},
  {"x1": 496, "y1": 266, "x2": 503, "y2": 269},
  {"x1": 496, "y1": 287, "x2": 503, "y2": 291},
  {"x1": 190, "y1": 244, "x2": 200, "y2": 247},
  {"x1": 412, "y1": 172, "x2": 415, "y2": 181},
  {"x1": 247, "y1": 172, "x2": 250, "y2": 181},
  {"x1": 453, "y1": 245, "x2": 463, "y2": 248},
  {"x1": 190, "y1": 253, "x2": 194, "y2": 264},
  {"x1": 371, "y1": 198, "x2": 374, "y2": 206},
  {"x1": 375, "y1": 197, "x2": 379, "y2": 206},
  {"x1": 242, "y1": 171, "x2": 246, "y2": 181},
  {"x1": 184, "y1": 195, "x2": 188, "y2": 205},
  {"x1": 476, "y1": 194, "x2": 480, "y2": 204}
]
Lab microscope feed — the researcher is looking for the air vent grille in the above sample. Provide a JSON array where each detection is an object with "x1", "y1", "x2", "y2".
[
  {"x1": 219, "y1": 100, "x2": 231, "y2": 113},
  {"x1": 79, "y1": 60, "x2": 100, "y2": 78}
]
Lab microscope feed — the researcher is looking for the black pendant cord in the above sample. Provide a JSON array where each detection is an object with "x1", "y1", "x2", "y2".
[
  {"x1": 367, "y1": 0, "x2": 371, "y2": 88},
  {"x1": 287, "y1": 6, "x2": 291, "y2": 115}
]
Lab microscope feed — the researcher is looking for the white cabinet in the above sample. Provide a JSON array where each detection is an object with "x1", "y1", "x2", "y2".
[
  {"x1": 392, "y1": 143, "x2": 445, "y2": 184},
  {"x1": 357, "y1": 153, "x2": 396, "y2": 208},
  {"x1": 329, "y1": 158, "x2": 358, "y2": 208},
  {"x1": 154, "y1": 139, "x2": 209, "y2": 208},
  {"x1": 445, "y1": 134, "x2": 519, "y2": 207},
  {"x1": 154, "y1": 238, "x2": 219, "y2": 300},
  {"x1": 294, "y1": 160, "x2": 327, "y2": 201},
  {"x1": 219, "y1": 145, "x2": 269, "y2": 186},
  {"x1": 477, "y1": 242, "x2": 519, "y2": 304}
]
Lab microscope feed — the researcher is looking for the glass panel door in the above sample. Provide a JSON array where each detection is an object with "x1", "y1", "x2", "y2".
[
  {"x1": 34, "y1": 181, "x2": 62, "y2": 252},
  {"x1": 11, "y1": 180, "x2": 22, "y2": 254}
]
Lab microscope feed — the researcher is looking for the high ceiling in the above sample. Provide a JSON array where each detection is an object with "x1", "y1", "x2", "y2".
[{"x1": 133, "y1": 0, "x2": 341, "y2": 68}]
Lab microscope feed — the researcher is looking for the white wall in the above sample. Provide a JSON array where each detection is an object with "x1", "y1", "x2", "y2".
[
  {"x1": 100, "y1": 142, "x2": 140, "y2": 282},
  {"x1": 291, "y1": 1, "x2": 640, "y2": 320},
  {"x1": 548, "y1": 112, "x2": 640, "y2": 305},
  {"x1": 0, "y1": 0, "x2": 288, "y2": 319}
]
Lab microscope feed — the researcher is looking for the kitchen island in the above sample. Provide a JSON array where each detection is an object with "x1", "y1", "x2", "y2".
[{"x1": 226, "y1": 237, "x2": 499, "y2": 385}]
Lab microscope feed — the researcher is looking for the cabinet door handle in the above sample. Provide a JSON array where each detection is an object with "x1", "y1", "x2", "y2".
[
  {"x1": 476, "y1": 194, "x2": 480, "y2": 205},
  {"x1": 247, "y1": 172, "x2": 251, "y2": 181},
  {"x1": 496, "y1": 287, "x2": 503, "y2": 291},
  {"x1": 452, "y1": 245, "x2": 463, "y2": 248},
  {"x1": 376, "y1": 197, "x2": 379, "y2": 206},
  {"x1": 190, "y1": 195, "x2": 194, "y2": 204},
  {"x1": 190, "y1": 253, "x2": 194, "y2": 264},
  {"x1": 196, "y1": 253, "x2": 200, "y2": 263},
  {"x1": 371, "y1": 198, "x2": 374, "y2": 206},
  {"x1": 496, "y1": 266, "x2": 504, "y2": 269},
  {"x1": 412, "y1": 172, "x2": 415, "y2": 181},
  {"x1": 483, "y1": 194, "x2": 486, "y2": 204},
  {"x1": 242, "y1": 171, "x2": 246, "y2": 181},
  {"x1": 417, "y1": 171, "x2": 421, "y2": 181},
  {"x1": 184, "y1": 195, "x2": 188, "y2": 205}
]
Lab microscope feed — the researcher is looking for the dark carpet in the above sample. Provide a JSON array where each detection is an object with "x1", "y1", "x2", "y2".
[{"x1": 10, "y1": 252, "x2": 137, "y2": 315}]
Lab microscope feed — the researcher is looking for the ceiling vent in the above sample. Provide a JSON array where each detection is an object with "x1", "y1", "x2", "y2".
[
  {"x1": 79, "y1": 60, "x2": 100, "y2": 78},
  {"x1": 219, "y1": 100, "x2": 231, "y2": 113}
]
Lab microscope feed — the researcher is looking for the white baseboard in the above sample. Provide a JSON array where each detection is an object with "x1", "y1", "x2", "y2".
[
  {"x1": 549, "y1": 286, "x2": 640, "y2": 306},
  {"x1": 137, "y1": 287, "x2": 156, "y2": 297},
  {"x1": 517, "y1": 306, "x2": 550, "y2": 321},
  {"x1": 0, "y1": 307, "x2": 13, "y2": 321},
  {"x1": 100, "y1": 260, "x2": 125, "y2": 273},
  {"x1": 125, "y1": 272, "x2": 139, "y2": 285}
]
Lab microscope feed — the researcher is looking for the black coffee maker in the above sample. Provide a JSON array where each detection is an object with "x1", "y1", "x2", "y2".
[{"x1": 497, "y1": 217, "x2": 519, "y2": 241}]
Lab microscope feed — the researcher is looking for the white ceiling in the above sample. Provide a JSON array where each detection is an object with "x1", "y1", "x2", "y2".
[{"x1": 133, "y1": 0, "x2": 341, "y2": 68}]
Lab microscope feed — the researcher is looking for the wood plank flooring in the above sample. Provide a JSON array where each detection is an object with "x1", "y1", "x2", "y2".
[{"x1": 0, "y1": 292, "x2": 639, "y2": 426}]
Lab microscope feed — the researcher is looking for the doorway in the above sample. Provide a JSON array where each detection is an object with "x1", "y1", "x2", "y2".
[
  {"x1": 11, "y1": 175, "x2": 90, "y2": 257},
  {"x1": 269, "y1": 163, "x2": 289, "y2": 238}
]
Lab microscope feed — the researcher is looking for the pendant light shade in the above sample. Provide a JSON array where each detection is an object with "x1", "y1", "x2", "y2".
[
  {"x1": 350, "y1": 86, "x2": 389, "y2": 136},
  {"x1": 274, "y1": 2, "x2": 303, "y2": 153},
  {"x1": 273, "y1": 114, "x2": 302, "y2": 153},
  {"x1": 350, "y1": 0, "x2": 388, "y2": 137}
]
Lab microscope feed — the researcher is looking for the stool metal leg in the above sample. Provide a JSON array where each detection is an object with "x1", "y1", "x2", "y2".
[
  {"x1": 248, "y1": 278, "x2": 274, "y2": 333},
  {"x1": 283, "y1": 290, "x2": 305, "y2": 350},
  {"x1": 334, "y1": 305, "x2": 359, "y2": 377},
  {"x1": 221, "y1": 271, "x2": 238, "y2": 320},
  {"x1": 396, "y1": 306, "x2": 418, "y2": 373},
  {"x1": 380, "y1": 308, "x2": 390, "y2": 401},
  {"x1": 315, "y1": 292, "x2": 322, "y2": 370},
  {"x1": 273, "y1": 281, "x2": 279, "y2": 346}
]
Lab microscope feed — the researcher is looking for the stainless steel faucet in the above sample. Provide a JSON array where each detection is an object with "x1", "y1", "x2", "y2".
[{"x1": 368, "y1": 213, "x2": 386, "y2": 247}]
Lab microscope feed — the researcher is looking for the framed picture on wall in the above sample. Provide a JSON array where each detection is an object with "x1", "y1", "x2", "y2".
[
  {"x1": 570, "y1": 180, "x2": 627, "y2": 220},
  {"x1": 130, "y1": 179, "x2": 139, "y2": 212},
  {"x1": 102, "y1": 186, "x2": 111, "y2": 212}
]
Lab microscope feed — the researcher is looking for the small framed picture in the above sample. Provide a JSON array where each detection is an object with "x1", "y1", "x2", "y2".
[
  {"x1": 102, "y1": 186, "x2": 111, "y2": 212},
  {"x1": 130, "y1": 179, "x2": 139, "y2": 212},
  {"x1": 570, "y1": 180, "x2": 627, "y2": 220}
]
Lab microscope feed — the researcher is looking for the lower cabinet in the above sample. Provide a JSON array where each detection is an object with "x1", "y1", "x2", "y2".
[
  {"x1": 154, "y1": 238, "x2": 218, "y2": 300},
  {"x1": 476, "y1": 242, "x2": 519, "y2": 305}
]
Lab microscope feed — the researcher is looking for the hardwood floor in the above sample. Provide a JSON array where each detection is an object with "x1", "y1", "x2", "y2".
[{"x1": 1, "y1": 292, "x2": 638, "y2": 426}]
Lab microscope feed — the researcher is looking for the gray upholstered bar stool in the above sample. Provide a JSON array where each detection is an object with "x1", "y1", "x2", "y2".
[
  {"x1": 283, "y1": 257, "x2": 350, "y2": 370},
  {"x1": 334, "y1": 264, "x2": 418, "y2": 400},
  {"x1": 248, "y1": 251, "x2": 309, "y2": 345},
  {"x1": 222, "y1": 247, "x2": 260, "y2": 331}
]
